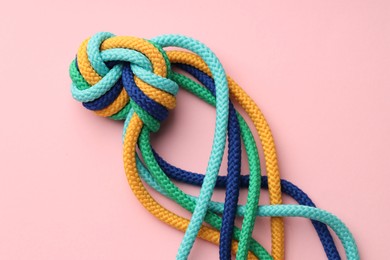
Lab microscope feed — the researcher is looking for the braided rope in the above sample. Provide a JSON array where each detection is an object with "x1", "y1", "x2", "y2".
[{"x1": 69, "y1": 32, "x2": 359, "y2": 260}]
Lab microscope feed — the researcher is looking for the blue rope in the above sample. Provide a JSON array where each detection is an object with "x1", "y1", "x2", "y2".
[{"x1": 219, "y1": 102, "x2": 241, "y2": 259}]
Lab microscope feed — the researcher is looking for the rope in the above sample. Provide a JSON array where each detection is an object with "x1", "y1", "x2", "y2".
[{"x1": 69, "y1": 32, "x2": 359, "y2": 260}]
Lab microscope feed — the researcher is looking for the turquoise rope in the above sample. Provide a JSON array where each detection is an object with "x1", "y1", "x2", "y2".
[{"x1": 151, "y1": 34, "x2": 230, "y2": 259}]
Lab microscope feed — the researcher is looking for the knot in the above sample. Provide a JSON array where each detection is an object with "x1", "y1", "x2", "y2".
[{"x1": 69, "y1": 32, "x2": 179, "y2": 132}]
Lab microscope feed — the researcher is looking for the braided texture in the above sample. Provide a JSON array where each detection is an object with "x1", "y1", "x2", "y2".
[{"x1": 69, "y1": 32, "x2": 359, "y2": 260}]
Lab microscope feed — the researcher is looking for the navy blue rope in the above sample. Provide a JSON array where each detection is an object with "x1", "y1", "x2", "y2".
[
  {"x1": 171, "y1": 63, "x2": 241, "y2": 259},
  {"x1": 219, "y1": 102, "x2": 241, "y2": 260},
  {"x1": 155, "y1": 63, "x2": 341, "y2": 260}
]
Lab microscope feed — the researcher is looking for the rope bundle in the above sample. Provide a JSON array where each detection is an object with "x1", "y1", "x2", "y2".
[{"x1": 69, "y1": 32, "x2": 359, "y2": 260}]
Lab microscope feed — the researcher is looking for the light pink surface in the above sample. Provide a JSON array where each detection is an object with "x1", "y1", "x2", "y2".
[{"x1": 0, "y1": 0, "x2": 389, "y2": 259}]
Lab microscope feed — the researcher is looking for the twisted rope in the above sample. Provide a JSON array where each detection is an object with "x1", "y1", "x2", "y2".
[{"x1": 69, "y1": 32, "x2": 359, "y2": 260}]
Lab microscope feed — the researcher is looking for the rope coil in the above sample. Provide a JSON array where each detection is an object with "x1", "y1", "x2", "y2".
[{"x1": 69, "y1": 32, "x2": 359, "y2": 260}]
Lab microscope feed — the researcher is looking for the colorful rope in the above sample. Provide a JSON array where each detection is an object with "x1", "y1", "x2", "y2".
[{"x1": 69, "y1": 32, "x2": 359, "y2": 260}]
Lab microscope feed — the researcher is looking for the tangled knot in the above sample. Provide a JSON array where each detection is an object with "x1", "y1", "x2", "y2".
[{"x1": 69, "y1": 32, "x2": 179, "y2": 132}]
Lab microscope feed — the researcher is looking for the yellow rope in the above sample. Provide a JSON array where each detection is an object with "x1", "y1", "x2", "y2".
[{"x1": 168, "y1": 50, "x2": 285, "y2": 260}]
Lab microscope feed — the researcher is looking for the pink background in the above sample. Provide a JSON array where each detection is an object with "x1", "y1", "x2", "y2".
[{"x1": 0, "y1": 0, "x2": 389, "y2": 259}]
